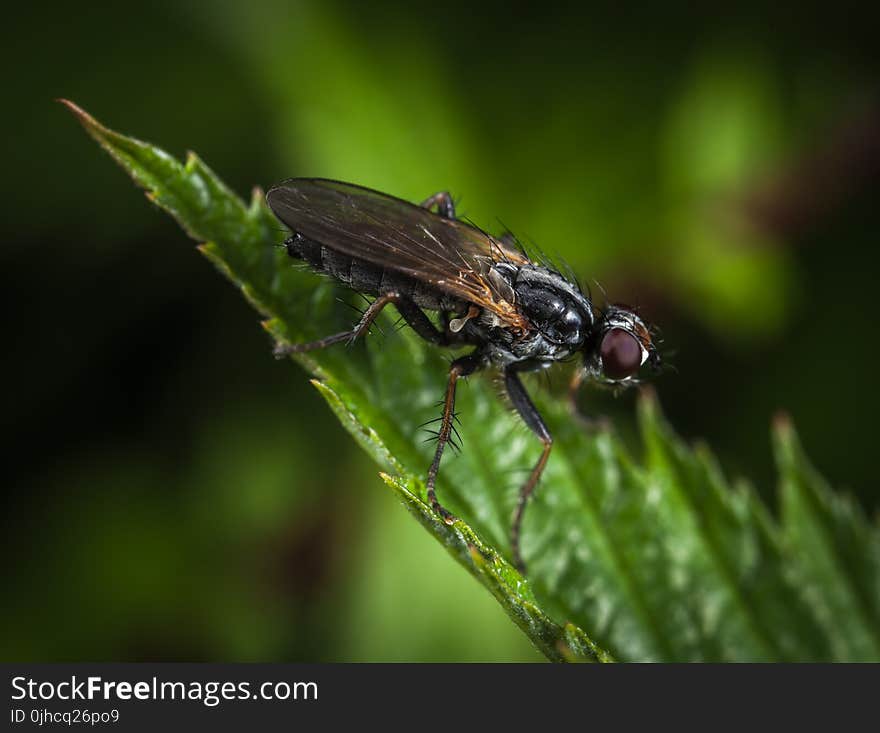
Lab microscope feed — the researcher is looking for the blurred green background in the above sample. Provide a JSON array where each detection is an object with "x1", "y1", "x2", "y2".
[{"x1": 3, "y1": 1, "x2": 878, "y2": 662}]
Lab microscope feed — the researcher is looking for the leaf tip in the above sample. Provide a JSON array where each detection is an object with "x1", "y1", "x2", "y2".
[
  {"x1": 636, "y1": 384, "x2": 663, "y2": 434},
  {"x1": 248, "y1": 185, "x2": 268, "y2": 213},
  {"x1": 57, "y1": 97, "x2": 89, "y2": 120},
  {"x1": 771, "y1": 409, "x2": 800, "y2": 471},
  {"x1": 311, "y1": 379, "x2": 344, "y2": 406},
  {"x1": 184, "y1": 150, "x2": 199, "y2": 172},
  {"x1": 637, "y1": 384, "x2": 658, "y2": 412},
  {"x1": 772, "y1": 409, "x2": 793, "y2": 435},
  {"x1": 378, "y1": 472, "x2": 416, "y2": 500},
  {"x1": 57, "y1": 98, "x2": 109, "y2": 138}
]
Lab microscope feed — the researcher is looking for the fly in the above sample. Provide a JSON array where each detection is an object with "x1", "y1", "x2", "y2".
[{"x1": 266, "y1": 179, "x2": 661, "y2": 573}]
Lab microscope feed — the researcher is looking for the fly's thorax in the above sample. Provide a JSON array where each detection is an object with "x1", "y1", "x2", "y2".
[
  {"x1": 506, "y1": 265, "x2": 594, "y2": 350},
  {"x1": 466, "y1": 263, "x2": 593, "y2": 367}
]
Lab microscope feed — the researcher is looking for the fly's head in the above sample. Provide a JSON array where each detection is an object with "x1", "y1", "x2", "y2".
[{"x1": 583, "y1": 304, "x2": 661, "y2": 386}]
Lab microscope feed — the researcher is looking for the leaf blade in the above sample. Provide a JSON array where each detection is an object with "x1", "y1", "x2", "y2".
[
  {"x1": 775, "y1": 416, "x2": 880, "y2": 661},
  {"x1": 65, "y1": 101, "x2": 880, "y2": 662}
]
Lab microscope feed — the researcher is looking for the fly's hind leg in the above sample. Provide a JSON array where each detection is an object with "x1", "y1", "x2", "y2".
[
  {"x1": 426, "y1": 351, "x2": 484, "y2": 523},
  {"x1": 274, "y1": 292, "x2": 401, "y2": 356},
  {"x1": 274, "y1": 292, "x2": 456, "y2": 356},
  {"x1": 420, "y1": 191, "x2": 455, "y2": 219},
  {"x1": 505, "y1": 364, "x2": 554, "y2": 574}
]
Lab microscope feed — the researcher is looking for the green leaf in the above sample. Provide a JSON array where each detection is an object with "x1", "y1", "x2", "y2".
[{"x1": 63, "y1": 100, "x2": 880, "y2": 662}]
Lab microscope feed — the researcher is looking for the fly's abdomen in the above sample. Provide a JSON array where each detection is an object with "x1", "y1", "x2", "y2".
[
  {"x1": 283, "y1": 232, "x2": 461, "y2": 312},
  {"x1": 285, "y1": 232, "x2": 381, "y2": 292}
]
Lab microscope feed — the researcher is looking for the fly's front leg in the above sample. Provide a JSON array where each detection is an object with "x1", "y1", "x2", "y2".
[
  {"x1": 420, "y1": 191, "x2": 455, "y2": 219},
  {"x1": 505, "y1": 365, "x2": 554, "y2": 574},
  {"x1": 274, "y1": 292, "x2": 400, "y2": 356},
  {"x1": 426, "y1": 351, "x2": 484, "y2": 523}
]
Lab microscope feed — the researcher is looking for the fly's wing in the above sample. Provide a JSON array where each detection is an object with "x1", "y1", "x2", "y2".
[{"x1": 266, "y1": 178, "x2": 530, "y2": 329}]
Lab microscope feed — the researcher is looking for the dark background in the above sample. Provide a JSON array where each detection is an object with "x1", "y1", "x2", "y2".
[{"x1": 3, "y1": 2, "x2": 878, "y2": 661}]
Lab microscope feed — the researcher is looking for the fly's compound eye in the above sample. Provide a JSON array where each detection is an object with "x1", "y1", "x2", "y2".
[{"x1": 600, "y1": 328, "x2": 644, "y2": 380}]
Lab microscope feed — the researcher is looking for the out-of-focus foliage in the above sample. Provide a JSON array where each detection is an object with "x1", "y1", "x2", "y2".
[
  {"x1": 3, "y1": 1, "x2": 879, "y2": 662},
  {"x1": 63, "y1": 102, "x2": 880, "y2": 661}
]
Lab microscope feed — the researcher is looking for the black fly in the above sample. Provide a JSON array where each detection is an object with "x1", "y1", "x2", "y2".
[{"x1": 266, "y1": 179, "x2": 661, "y2": 572}]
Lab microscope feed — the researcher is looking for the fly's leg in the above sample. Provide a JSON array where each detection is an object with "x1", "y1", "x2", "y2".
[
  {"x1": 420, "y1": 191, "x2": 455, "y2": 219},
  {"x1": 273, "y1": 292, "x2": 400, "y2": 356},
  {"x1": 426, "y1": 351, "x2": 484, "y2": 523},
  {"x1": 506, "y1": 365, "x2": 554, "y2": 574},
  {"x1": 394, "y1": 297, "x2": 453, "y2": 346},
  {"x1": 274, "y1": 292, "x2": 454, "y2": 356}
]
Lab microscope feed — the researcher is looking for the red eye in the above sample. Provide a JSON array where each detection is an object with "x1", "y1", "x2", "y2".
[{"x1": 600, "y1": 328, "x2": 643, "y2": 380}]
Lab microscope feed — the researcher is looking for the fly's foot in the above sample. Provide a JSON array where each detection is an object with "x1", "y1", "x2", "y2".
[
  {"x1": 273, "y1": 342, "x2": 293, "y2": 358},
  {"x1": 435, "y1": 503, "x2": 457, "y2": 526},
  {"x1": 429, "y1": 494, "x2": 457, "y2": 525}
]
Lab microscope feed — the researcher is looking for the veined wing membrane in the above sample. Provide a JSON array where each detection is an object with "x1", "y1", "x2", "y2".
[{"x1": 266, "y1": 179, "x2": 529, "y2": 327}]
